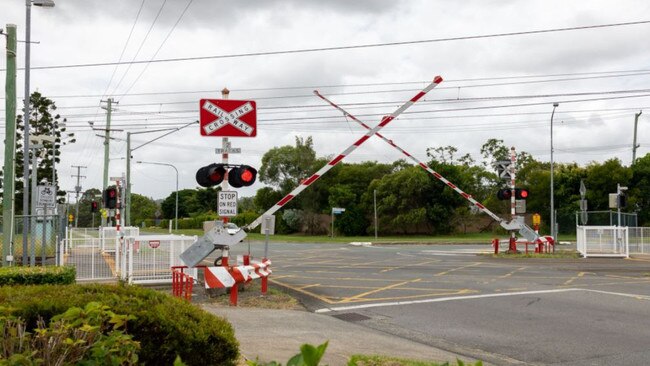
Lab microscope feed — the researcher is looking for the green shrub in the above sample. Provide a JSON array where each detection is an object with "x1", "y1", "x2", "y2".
[
  {"x1": 1, "y1": 301, "x2": 139, "y2": 365},
  {"x1": 0, "y1": 265, "x2": 76, "y2": 286},
  {"x1": 0, "y1": 283, "x2": 239, "y2": 366}
]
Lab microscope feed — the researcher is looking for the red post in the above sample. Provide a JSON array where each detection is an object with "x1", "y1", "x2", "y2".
[
  {"x1": 243, "y1": 254, "x2": 250, "y2": 265},
  {"x1": 508, "y1": 235, "x2": 517, "y2": 253},
  {"x1": 261, "y1": 276, "x2": 268, "y2": 296},
  {"x1": 230, "y1": 283, "x2": 238, "y2": 306},
  {"x1": 492, "y1": 238, "x2": 499, "y2": 254},
  {"x1": 525, "y1": 241, "x2": 529, "y2": 255}
]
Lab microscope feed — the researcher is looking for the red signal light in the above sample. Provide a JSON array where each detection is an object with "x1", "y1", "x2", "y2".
[
  {"x1": 515, "y1": 188, "x2": 529, "y2": 199},
  {"x1": 228, "y1": 165, "x2": 257, "y2": 188},
  {"x1": 196, "y1": 163, "x2": 226, "y2": 187}
]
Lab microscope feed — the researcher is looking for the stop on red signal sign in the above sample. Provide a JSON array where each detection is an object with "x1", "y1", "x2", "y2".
[{"x1": 199, "y1": 99, "x2": 257, "y2": 137}]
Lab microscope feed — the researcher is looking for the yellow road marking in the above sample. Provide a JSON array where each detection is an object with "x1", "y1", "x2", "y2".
[
  {"x1": 270, "y1": 278, "x2": 335, "y2": 304},
  {"x1": 434, "y1": 262, "x2": 481, "y2": 276},
  {"x1": 339, "y1": 278, "x2": 422, "y2": 303},
  {"x1": 380, "y1": 259, "x2": 441, "y2": 273},
  {"x1": 563, "y1": 271, "x2": 587, "y2": 286},
  {"x1": 340, "y1": 288, "x2": 479, "y2": 304}
]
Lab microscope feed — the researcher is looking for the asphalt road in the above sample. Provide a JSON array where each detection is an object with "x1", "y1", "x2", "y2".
[{"x1": 224, "y1": 240, "x2": 650, "y2": 365}]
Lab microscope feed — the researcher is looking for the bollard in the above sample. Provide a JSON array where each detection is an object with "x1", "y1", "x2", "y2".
[
  {"x1": 230, "y1": 282, "x2": 238, "y2": 306},
  {"x1": 508, "y1": 236, "x2": 517, "y2": 253},
  {"x1": 493, "y1": 238, "x2": 499, "y2": 254},
  {"x1": 261, "y1": 276, "x2": 268, "y2": 296}
]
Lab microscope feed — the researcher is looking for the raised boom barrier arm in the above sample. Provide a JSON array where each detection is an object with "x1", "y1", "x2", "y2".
[
  {"x1": 245, "y1": 76, "x2": 444, "y2": 231},
  {"x1": 312, "y1": 90, "x2": 543, "y2": 243},
  {"x1": 180, "y1": 76, "x2": 443, "y2": 266}
]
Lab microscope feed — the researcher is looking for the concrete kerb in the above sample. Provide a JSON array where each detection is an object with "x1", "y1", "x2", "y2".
[{"x1": 202, "y1": 305, "x2": 474, "y2": 365}]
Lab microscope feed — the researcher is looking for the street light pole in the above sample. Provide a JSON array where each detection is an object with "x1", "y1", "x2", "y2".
[
  {"x1": 125, "y1": 120, "x2": 196, "y2": 227},
  {"x1": 550, "y1": 102, "x2": 559, "y2": 242},
  {"x1": 136, "y1": 161, "x2": 178, "y2": 231},
  {"x1": 22, "y1": 0, "x2": 55, "y2": 265}
]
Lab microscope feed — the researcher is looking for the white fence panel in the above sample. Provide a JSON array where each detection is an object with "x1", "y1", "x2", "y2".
[
  {"x1": 576, "y1": 226, "x2": 628, "y2": 258},
  {"x1": 628, "y1": 227, "x2": 650, "y2": 255},
  {"x1": 59, "y1": 237, "x2": 116, "y2": 281},
  {"x1": 125, "y1": 235, "x2": 198, "y2": 284}
]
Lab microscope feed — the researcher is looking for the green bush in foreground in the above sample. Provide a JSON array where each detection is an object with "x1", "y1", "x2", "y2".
[
  {"x1": 0, "y1": 284, "x2": 239, "y2": 366},
  {"x1": 0, "y1": 266, "x2": 76, "y2": 286},
  {"x1": 1, "y1": 301, "x2": 139, "y2": 365}
]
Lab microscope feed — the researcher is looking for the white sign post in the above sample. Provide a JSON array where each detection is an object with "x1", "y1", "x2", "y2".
[{"x1": 218, "y1": 191, "x2": 238, "y2": 217}]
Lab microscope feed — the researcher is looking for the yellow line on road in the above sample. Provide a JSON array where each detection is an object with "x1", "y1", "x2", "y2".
[
  {"x1": 563, "y1": 272, "x2": 587, "y2": 286},
  {"x1": 269, "y1": 278, "x2": 335, "y2": 304},
  {"x1": 341, "y1": 288, "x2": 479, "y2": 304},
  {"x1": 434, "y1": 262, "x2": 482, "y2": 276},
  {"x1": 380, "y1": 259, "x2": 441, "y2": 273},
  {"x1": 339, "y1": 278, "x2": 422, "y2": 303}
]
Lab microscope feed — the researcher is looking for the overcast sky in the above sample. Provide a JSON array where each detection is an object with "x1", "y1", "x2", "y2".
[{"x1": 1, "y1": 0, "x2": 649, "y2": 202}]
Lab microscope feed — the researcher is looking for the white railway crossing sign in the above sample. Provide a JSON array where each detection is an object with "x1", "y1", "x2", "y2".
[
  {"x1": 200, "y1": 99, "x2": 257, "y2": 137},
  {"x1": 493, "y1": 160, "x2": 513, "y2": 180}
]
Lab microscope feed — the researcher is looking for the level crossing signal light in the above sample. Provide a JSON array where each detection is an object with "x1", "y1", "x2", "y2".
[
  {"x1": 91, "y1": 201, "x2": 99, "y2": 213},
  {"x1": 104, "y1": 187, "x2": 118, "y2": 209},
  {"x1": 497, "y1": 188, "x2": 512, "y2": 200},
  {"x1": 196, "y1": 164, "x2": 257, "y2": 188},
  {"x1": 515, "y1": 188, "x2": 529, "y2": 199},
  {"x1": 497, "y1": 188, "x2": 529, "y2": 200}
]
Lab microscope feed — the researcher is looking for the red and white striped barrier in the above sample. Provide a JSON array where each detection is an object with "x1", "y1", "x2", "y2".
[
  {"x1": 312, "y1": 90, "x2": 504, "y2": 224},
  {"x1": 203, "y1": 260, "x2": 272, "y2": 306},
  {"x1": 246, "y1": 76, "x2": 443, "y2": 231},
  {"x1": 204, "y1": 260, "x2": 272, "y2": 289}
]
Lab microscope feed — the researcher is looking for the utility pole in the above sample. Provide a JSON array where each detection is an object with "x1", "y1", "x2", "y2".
[
  {"x1": 632, "y1": 110, "x2": 643, "y2": 165},
  {"x1": 71, "y1": 165, "x2": 86, "y2": 228},
  {"x1": 2, "y1": 24, "x2": 17, "y2": 266},
  {"x1": 101, "y1": 98, "x2": 117, "y2": 193},
  {"x1": 100, "y1": 98, "x2": 117, "y2": 227}
]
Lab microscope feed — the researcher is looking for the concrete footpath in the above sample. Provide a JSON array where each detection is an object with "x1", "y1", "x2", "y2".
[{"x1": 202, "y1": 305, "x2": 470, "y2": 365}]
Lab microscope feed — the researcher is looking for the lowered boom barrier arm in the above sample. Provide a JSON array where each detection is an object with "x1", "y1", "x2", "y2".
[
  {"x1": 313, "y1": 91, "x2": 544, "y2": 244},
  {"x1": 245, "y1": 76, "x2": 444, "y2": 231}
]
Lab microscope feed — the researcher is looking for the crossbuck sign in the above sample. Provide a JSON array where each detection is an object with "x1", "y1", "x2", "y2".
[{"x1": 199, "y1": 99, "x2": 257, "y2": 137}]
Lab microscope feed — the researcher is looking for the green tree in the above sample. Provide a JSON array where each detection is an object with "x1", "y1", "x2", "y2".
[
  {"x1": 130, "y1": 194, "x2": 158, "y2": 226},
  {"x1": 9, "y1": 92, "x2": 75, "y2": 211},
  {"x1": 161, "y1": 189, "x2": 198, "y2": 219},
  {"x1": 630, "y1": 153, "x2": 650, "y2": 225},
  {"x1": 259, "y1": 136, "x2": 316, "y2": 194},
  {"x1": 585, "y1": 159, "x2": 631, "y2": 211}
]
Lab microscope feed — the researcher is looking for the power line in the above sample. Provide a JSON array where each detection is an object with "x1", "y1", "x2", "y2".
[
  {"x1": 8, "y1": 20, "x2": 650, "y2": 71},
  {"x1": 109, "y1": 0, "x2": 169, "y2": 96},
  {"x1": 115, "y1": 0, "x2": 194, "y2": 100}
]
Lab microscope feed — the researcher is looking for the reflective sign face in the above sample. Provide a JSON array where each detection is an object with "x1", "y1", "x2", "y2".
[{"x1": 199, "y1": 99, "x2": 257, "y2": 137}]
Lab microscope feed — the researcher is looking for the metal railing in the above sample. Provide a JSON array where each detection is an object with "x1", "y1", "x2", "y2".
[
  {"x1": 628, "y1": 227, "x2": 650, "y2": 255},
  {"x1": 577, "y1": 225, "x2": 629, "y2": 258}
]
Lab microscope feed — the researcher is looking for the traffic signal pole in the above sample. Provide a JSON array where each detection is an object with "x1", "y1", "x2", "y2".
[
  {"x1": 246, "y1": 76, "x2": 444, "y2": 231},
  {"x1": 220, "y1": 88, "x2": 230, "y2": 224}
]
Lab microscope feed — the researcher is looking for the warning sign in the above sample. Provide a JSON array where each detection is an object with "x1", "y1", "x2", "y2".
[
  {"x1": 218, "y1": 191, "x2": 238, "y2": 217},
  {"x1": 199, "y1": 99, "x2": 257, "y2": 137}
]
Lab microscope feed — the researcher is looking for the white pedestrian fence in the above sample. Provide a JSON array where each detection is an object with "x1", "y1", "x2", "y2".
[
  {"x1": 576, "y1": 226, "x2": 629, "y2": 258},
  {"x1": 628, "y1": 227, "x2": 650, "y2": 255},
  {"x1": 99, "y1": 226, "x2": 140, "y2": 253},
  {"x1": 59, "y1": 227, "x2": 197, "y2": 284}
]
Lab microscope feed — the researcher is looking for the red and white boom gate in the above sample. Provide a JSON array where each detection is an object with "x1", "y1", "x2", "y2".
[
  {"x1": 312, "y1": 90, "x2": 553, "y2": 250},
  {"x1": 177, "y1": 76, "x2": 444, "y2": 301}
]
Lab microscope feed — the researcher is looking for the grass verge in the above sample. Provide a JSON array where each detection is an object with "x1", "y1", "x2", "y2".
[{"x1": 205, "y1": 281, "x2": 305, "y2": 310}]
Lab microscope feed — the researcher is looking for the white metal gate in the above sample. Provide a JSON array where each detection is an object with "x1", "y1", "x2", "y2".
[
  {"x1": 576, "y1": 226, "x2": 629, "y2": 258},
  {"x1": 60, "y1": 228, "x2": 196, "y2": 284}
]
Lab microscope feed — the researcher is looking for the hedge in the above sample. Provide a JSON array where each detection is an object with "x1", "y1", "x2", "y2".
[
  {"x1": 0, "y1": 265, "x2": 76, "y2": 285},
  {"x1": 0, "y1": 283, "x2": 239, "y2": 366}
]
